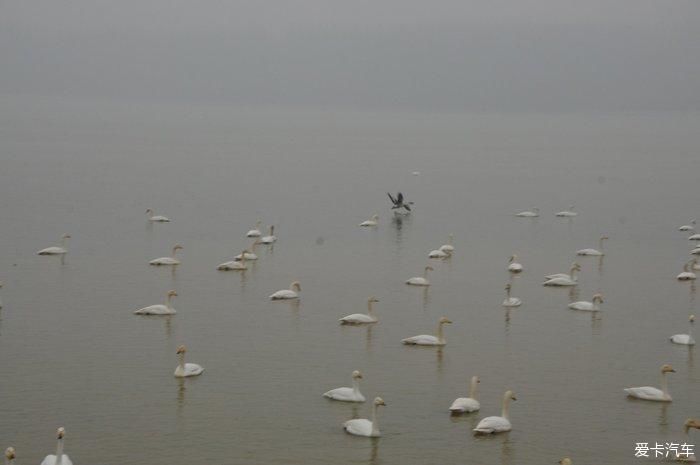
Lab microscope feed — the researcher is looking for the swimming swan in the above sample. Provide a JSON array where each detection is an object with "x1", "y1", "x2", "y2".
[
  {"x1": 360, "y1": 215, "x2": 379, "y2": 227},
  {"x1": 37, "y1": 234, "x2": 71, "y2": 255},
  {"x1": 218, "y1": 251, "x2": 248, "y2": 270},
  {"x1": 677, "y1": 261, "x2": 697, "y2": 280},
  {"x1": 670, "y1": 315, "x2": 695, "y2": 345},
  {"x1": 323, "y1": 370, "x2": 365, "y2": 402},
  {"x1": 406, "y1": 266, "x2": 434, "y2": 286},
  {"x1": 402, "y1": 317, "x2": 452, "y2": 346},
  {"x1": 507, "y1": 255, "x2": 523, "y2": 273},
  {"x1": 340, "y1": 297, "x2": 379, "y2": 324},
  {"x1": 260, "y1": 226, "x2": 277, "y2": 244},
  {"x1": 545, "y1": 262, "x2": 581, "y2": 281},
  {"x1": 449, "y1": 375, "x2": 480, "y2": 413},
  {"x1": 246, "y1": 221, "x2": 262, "y2": 237},
  {"x1": 439, "y1": 234, "x2": 455, "y2": 253},
  {"x1": 146, "y1": 209, "x2": 170, "y2": 222},
  {"x1": 576, "y1": 236, "x2": 608, "y2": 256},
  {"x1": 270, "y1": 281, "x2": 301, "y2": 300},
  {"x1": 543, "y1": 263, "x2": 580, "y2": 286},
  {"x1": 235, "y1": 241, "x2": 259, "y2": 261},
  {"x1": 568, "y1": 294, "x2": 603, "y2": 311},
  {"x1": 429, "y1": 248, "x2": 450, "y2": 259},
  {"x1": 624, "y1": 364, "x2": 675, "y2": 401},
  {"x1": 174, "y1": 345, "x2": 204, "y2": 377},
  {"x1": 149, "y1": 245, "x2": 183, "y2": 266},
  {"x1": 473, "y1": 390, "x2": 517, "y2": 434},
  {"x1": 40, "y1": 427, "x2": 72, "y2": 465},
  {"x1": 556, "y1": 205, "x2": 577, "y2": 217},
  {"x1": 515, "y1": 208, "x2": 539, "y2": 217},
  {"x1": 134, "y1": 290, "x2": 177, "y2": 315},
  {"x1": 502, "y1": 284, "x2": 522, "y2": 307},
  {"x1": 679, "y1": 220, "x2": 696, "y2": 232},
  {"x1": 343, "y1": 397, "x2": 386, "y2": 437}
]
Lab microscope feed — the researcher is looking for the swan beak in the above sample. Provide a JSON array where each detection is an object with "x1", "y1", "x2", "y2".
[{"x1": 511, "y1": 395, "x2": 517, "y2": 401}]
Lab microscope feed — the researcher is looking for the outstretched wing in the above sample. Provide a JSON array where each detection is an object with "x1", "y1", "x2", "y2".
[
  {"x1": 387, "y1": 192, "x2": 397, "y2": 205},
  {"x1": 403, "y1": 203, "x2": 411, "y2": 211}
]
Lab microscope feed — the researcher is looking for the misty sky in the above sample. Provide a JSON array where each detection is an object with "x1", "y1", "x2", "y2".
[{"x1": 1, "y1": 0, "x2": 699, "y2": 112}]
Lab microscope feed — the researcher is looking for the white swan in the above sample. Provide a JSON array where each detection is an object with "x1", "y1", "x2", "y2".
[
  {"x1": 515, "y1": 208, "x2": 539, "y2": 217},
  {"x1": 682, "y1": 419, "x2": 700, "y2": 462},
  {"x1": 545, "y1": 262, "x2": 581, "y2": 281},
  {"x1": 134, "y1": 290, "x2": 177, "y2": 315},
  {"x1": 677, "y1": 261, "x2": 697, "y2": 280},
  {"x1": 624, "y1": 364, "x2": 675, "y2": 402},
  {"x1": 149, "y1": 244, "x2": 183, "y2": 266},
  {"x1": 5, "y1": 447, "x2": 15, "y2": 465},
  {"x1": 507, "y1": 255, "x2": 523, "y2": 273},
  {"x1": 246, "y1": 221, "x2": 262, "y2": 237},
  {"x1": 559, "y1": 459, "x2": 572, "y2": 465},
  {"x1": 502, "y1": 284, "x2": 522, "y2": 307},
  {"x1": 260, "y1": 226, "x2": 277, "y2": 244},
  {"x1": 343, "y1": 397, "x2": 386, "y2": 437},
  {"x1": 340, "y1": 297, "x2": 379, "y2": 324},
  {"x1": 323, "y1": 370, "x2": 366, "y2": 402},
  {"x1": 402, "y1": 317, "x2": 452, "y2": 346},
  {"x1": 235, "y1": 241, "x2": 259, "y2": 261},
  {"x1": 689, "y1": 233, "x2": 700, "y2": 241},
  {"x1": 670, "y1": 315, "x2": 695, "y2": 346},
  {"x1": 37, "y1": 234, "x2": 71, "y2": 255},
  {"x1": 691, "y1": 247, "x2": 700, "y2": 256},
  {"x1": 145, "y1": 208, "x2": 170, "y2": 222},
  {"x1": 174, "y1": 345, "x2": 204, "y2": 377},
  {"x1": 217, "y1": 250, "x2": 248, "y2": 270},
  {"x1": 679, "y1": 220, "x2": 696, "y2": 232},
  {"x1": 449, "y1": 375, "x2": 480, "y2": 413},
  {"x1": 576, "y1": 236, "x2": 608, "y2": 256},
  {"x1": 40, "y1": 427, "x2": 72, "y2": 465},
  {"x1": 406, "y1": 266, "x2": 433, "y2": 286},
  {"x1": 269, "y1": 281, "x2": 301, "y2": 300},
  {"x1": 543, "y1": 263, "x2": 580, "y2": 286},
  {"x1": 568, "y1": 293, "x2": 603, "y2": 311},
  {"x1": 428, "y1": 248, "x2": 450, "y2": 259},
  {"x1": 556, "y1": 205, "x2": 578, "y2": 217},
  {"x1": 359, "y1": 215, "x2": 379, "y2": 227},
  {"x1": 439, "y1": 234, "x2": 455, "y2": 253},
  {"x1": 473, "y1": 390, "x2": 517, "y2": 434}
]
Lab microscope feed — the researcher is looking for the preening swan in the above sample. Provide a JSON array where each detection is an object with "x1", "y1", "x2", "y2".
[
  {"x1": 145, "y1": 208, "x2": 170, "y2": 222},
  {"x1": 340, "y1": 297, "x2": 379, "y2": 324},
  {"x1": 449, "y1": 375, "x2": 480, "y2": 413},
  {"x1": 323, "y1": 370, "x2": 366, "y2": 402},
  {"x1": 576, "y1": 236, "x2": 608, "y2": 256},
  {"x1": 556, "y1": 205, "x2": 577, "y2": 217},
  {"x1": 360, "y1": 215, "x2": 379, "y2": 227},
  {"x1": 134, "y1": 290, "x2": 177, "y2": 315},
  {"x1": 174, "y1": 345, "x2": 204, "y2": 377},
  {"x1": 624, "y1": 364, "x2": 675, "y2": 402},
  {"x1": 502, "y1": 284, "x2": 522, "y2": 307},
  {"x1": 670, "y1": 315, "x2": 695, "y2": 345},
  {"x1": 41, "y1": 427, "x2": 72, "y2": 465},
  {"x1": 515, "y1": 208, "x2": 539, "y2": 217},
  {"x1": 235, "y1": 241, "x2": 259, "y2": 261},
  {"x1": 406, "y1": 266, "x2": 433, "y2": 286},
  {"x1": 402, "y1": 316, "x2": 452, "y2": 346},
  {"x1": 246, "y1": 221, "x2": 262, "y2": 237},
  {"x1": 429, "y1": 248, "x2": 450, "y2": 259},
  {"x1": 568, "y1": 294, "x2": 603, "y2": 311},
  {"x1": 343, "y1": 397, "x2": 386, "y2": 437},
  {"x1": 37, "y1": 234, "x2": 71, "y2": 255},
  {"x1": 677, "y1": 261, "x2": 697, "y2": 280},
  {"x1": 473, "y1": 390, "x2": 517, "y2": 434},
  {"x1": 270, "y1": 281, "x2": 301, "y2": 300},
  {"x1": 439, "y1": 234, "x2": 455, "y2": 253},
  {"x1": 260, "y1": 226, "x2": 277, "y2": 244},
  {"x1": 5, "y1": 447, "x2": 15, "y2": 465},
  {"x1": 149, "y1": 245, "x2": 183, "y2": 266},
  {"x1": 679, "y1": 220, "x2": 696, "y2": 232},
  {"x1": 543, "y1": 263, "x2": 580, "y2": 286},
  {"x1": 217, "y1": 251, "x2": 248, "y2": 270},
  {"x1": 507, "y1": 255, "x2": 523, "y2": 273}
]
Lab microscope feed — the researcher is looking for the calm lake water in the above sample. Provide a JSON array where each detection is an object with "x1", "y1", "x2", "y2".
[{"x1": 0, "y1": 96, "x2": 698, "y2": 464}]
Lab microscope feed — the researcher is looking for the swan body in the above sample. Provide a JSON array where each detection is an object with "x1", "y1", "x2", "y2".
[
  {"x1": 246, "y1": 221, "x2": 262, "y2": 237},
  {"x1": 677, "y1": 262, "x2": 697, "y2": 280},
  {"x1": 689, "y1": 234, "x2": 700, "y2": 241},
  {"x1": 545, "y1": 263, "x2": 581, "y2": 281},
  {"x1": 340, "y1": 297, "x2": 379, "y2": 324},
  {"x1": 402, "y1": 317, "x2": 451, "y2": 346},
  {"x1": 150, "y1": 245, "x2": 183, "y2": 266},
  {"x1": 260, "y1": 225, "x2": 277, "y2": 244},
  {"x1": 235, "y1": 241, "x2": 259, "y2": 261},
  {"x1": 449, "y1": 376, "x2": 480, "y2": 413},
  {"x1": 555, "y1": 205, "x2": 578, "y2": 217},
  {"x1": 502, "y1": 284, "x2": 521, "y2": 307},
  {"x1": 406, "y1": 266, "x2": 433, "y2": 286},
  {"x1": 679, "y1": 220, "x2": 696, "y2": 232},
  {"x1": 439, "y1": 234, "x2": 455, "y2": 253},
  {"x1": 624, "y1": 364, "x2": 675, "y2": 401},
  {"x1": 37, "y1": 234, "x2": 71, "y2": 255},
  {"x1": 568, "y1": 294, "x2": 603, "y2": 311},
  {"x1": 174, "y1": 345, "x2": 204, "y2": 377},
  {"x1": 670, "y1": 315, "x2": 695, "y2": 345},
  {"x1": 323, "y1": 370, "x2": 365, "y2": 402},
  {"x1": 544, "y1": 263, "x2": 580, "y2": 286},
  {"x1": 218, "y1": 251, "x2": 248, "y2": 270},
  {"x1": 270, "y1": 281, "x2": 301, "y2": 300},
  {"x1": 576, "y1": 236, "x2": 608, "y2": 256},
  {"x1": 41, "y1": 428, "x2": 72, "y2": 465},
  {"x1": 429, "y1": 249, "x2": 450, "y2": 259},
  {"x1": 507, "y1": 255, "x2": 523, "y2": 273},
  {"x1": 691, "y1": 247, "x2": 700, "y2": 256},
  {"x1": 134, "y1": 290, "x2": 177, "y2": 315},
  {"x1": 359, "y1": 215, "x2": 379, "y2": 227},
  {"x1": 343, "y1": 397, "x2": 386, "y2": 437},
  {"x1": 515, "y1": 208, "x2": 539, "y2": 217},
  {"x1": 146, "y1": 208, "x2": 170, "y2": 222},
  {"x1": 474, "y1": 390, "x2": 517, "y2": 434}
]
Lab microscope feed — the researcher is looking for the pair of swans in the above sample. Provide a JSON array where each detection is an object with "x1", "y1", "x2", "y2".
[
  {"x1": 449, "y1": 375, "x2": 480, "y2": 413},
  {"x1": 246, "y1": 221, "x2": 262, "y2": 237},
  {"x1": 670, "y1": 315, "x2": 695, "y2": 345},
  {"x1": 568, "y1": 294, "x2": 604, "y2": 311},
  {"x1": 343, "y1": 397, "x2": 386, "y2": 437},
  {"x1": 40, "y1": 427, "x2": 72, "y2": 465},
  {"x1": 502, "y1": 284, "x2": 521, "y2": 307},
  {"x1": 406, "y1": 266, "x2": 433, "y2": 286},
  {"x1": 174, "y1": 345, "x2": 204, "y2": 377},
  {"x1": 680, "y1": 220, "x2": 696, "y2": 231},
  {"x1": 217, "y1": 251, "x2": 249, "y2": 270},
  {"x1": 677, "y1": 260, "x2": 698, "y2": 280},
  {"x1": 360, "y1": 215, "x2": 379, "y2": 227},
  {"x1": 429, "y1": 235, "x2": 455, "y2": 259},
  {"x1": 625, "y1": 364, "x2": 675, "y2": 401},
  {"x1": 576, "y1": 236, "x2": 608, "y2": 256},
  {"x1": 543, "y1": 263, "x2": 580, "y2": 286},
  {"x1": 134, "y1": 290, "x2": 177, "y2": 315},
  {"x1": 260, "y1": 226, "x2": 277, "y2": 244},
  {"x1": 37, "y1": 234, "x2": 71, "y2": 255},
  {"x1": 402, "y1": 317, "x2": 451, "y2": 346},
  {"x1": 145, "y1": 208, "x2": 170, "y2": 222},
  {"x1": 270, "y1": 281, "x2": 301, "y2": 300},
  {"x1": 150, "y1": 245, "x2": 183, "y2": 266},
  {"x1": 324, "y1": 370, "x2": 365, "y2": 402},
  {"x1": 507, "y1": 255, "x2": 523, "y2": 273},
  {"x1": 473, "y1": 390, "x2": 517, "y2": 434},
  {"x1": 339, "y1": 297, "x2": 379, "y2": 324}
]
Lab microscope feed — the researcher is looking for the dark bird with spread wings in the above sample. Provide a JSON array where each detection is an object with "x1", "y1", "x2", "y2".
[{"x1": 387, "y1": 192, "x2": 414, "y2": 212}]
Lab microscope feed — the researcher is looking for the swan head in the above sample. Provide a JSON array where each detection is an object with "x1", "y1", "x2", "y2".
[
  {"x1": 167, "y1": 290, "x2": 178, "y2": 298},
  {"x1": 373, "y1": 397, "x2": 386, "y2": 407},
  {"x1": 559, "y1": 459, "x2": 572, "y2": 465},
  {"x1": 691, "y1": 315, "x2": 696, "y2": 323},
  {"x1": 471, "y1": 375, "x2": 480, "y2": 385},
  {"x1": 62, "y1": 234, "x2": 71, "y2": 240},
  {"x1": 592, "y1": 293, "x2": 604, "y2": 303},
  {"x1": 504, "y1": 390, "x2": 517, "y2": 401},
  {"x1": 146, "y1": 208, "x2": 153, "y2": 215},
  {"x1": 56, "y1": 427, "x2": 65, "y2": 439},
  {"x1": 368, "y1": 297, "x2": 379, "y2": 303},
  {"x1": 176, "y1": 345, "x2": 187, "y2": 354},
  {"x1": 5, "y1": 448, "x2": 15, "y2": 460},
  {"x1": 290, "y1": 281, "x2": 301, "y2": 291},
  {"x1": 425, "y1": 266, "x2": 434, "y2": 272},
  {"x1": 509, "y1": 255, "x2": 517, "y2": 262},
  {"x1": 352, "y1": 370, "x2": 363, "y2": 380},
  {"x1": 684, "y1": 418, "x2": 700, "y2": 433},
  {"x1": 439, "y1": 317, "x2": 452, "y2": 325},
  {"x1": 661, "y1": 364, "x2": 676, "y2": 374},
  {"x1": 600, "y1": 235, "x2": 609, "y2": 241},
  {"x1": 173, "y1": 244, "x2": 183, "y2": 253},
  {"x1": 372, "y1": 214, "x2": 379, "y2": 221}
]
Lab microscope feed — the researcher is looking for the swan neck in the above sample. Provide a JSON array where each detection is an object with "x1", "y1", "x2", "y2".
[
  {"x1": 55, "y1": 437, "x2": 64, "y2": 465},
  {"x1": 352, "y1": 377, "x2": 360, "y2": 395},
  {"x1": 166, "y1": 294, "x2": 174, "y2": 308},
  {"x1": 506, "y1": 287, "x2": 511, "y2": 298},
  {"x1": 661, "y1": 372, "x2": 670, "y2": 397},
  {"x1": 570, "y1": 267, "x2": 577, "y2": 278},
  {"x1": 501, "y1": 395, "x2": 511, "y2": 419},
  {"x1": 437, "y1": 322, "x2": 445, "y2": 343},
  {"x1": 423, "y1": 268, "x2": 429, "y2": 278},
  {"x1": 371, "y1": 403, "x2": 380, "y2": 436},
  {"x1": 367, "y1": 301, "x2": 374, "y2": 314},
  {"x1": 178, "y1": 352, "x2": 185, "y2": 370},
  {"x1": 469, "y1": 378, "x2": 478, "y2": 399}
]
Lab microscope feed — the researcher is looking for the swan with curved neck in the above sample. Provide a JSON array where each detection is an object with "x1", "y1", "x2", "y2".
[
  {"x1": 516, "y1": 208, "x2": 539, "y2": 217},
  {"x1": 360, "y1": 214, "x2": 379, "y2": 227},
  {"x1": 406, "y1": 266, "x2": 434, "y2": 286},
  {"x1": 556, "y1": 205, "x2": 577, "y2": 217},
  {"x1": 679, "y1": 220, "x2": 696, "y2": 232},
  {"x1": 576, "y1": 236, "x2": 608, "y2": 256},
  {"x1": 37, "y1": 234, "x2": 71, "y2": 255},
  {"x1": 568, "y1": 293, "x2": 604, "y2": 311},
  {"x1": 473, "y1": 390, "x2": 517, "y2": 433},
  {"x1": 235, "y1": 240, "x2": 259, "y2": 261},
  {"x1": 343, "y1": 397, "x2": 386, "y2": 437},
  {"x1": 543, "y1": 263, "x2": 580, "y2": 286},
  {"x1": 502, "y1": 284, "x2": 522, "y2": 307},
  {"x1": 402, "y1": 317, "x2": 452, "y2": 346},
  {"x1": 134, "y1": 290, "x2": 177, "y2": 315},
  {"x1": 323, "y1": 370, "x2": 366, "y2": 402},
  {"x1": 507, "y1": 255, "x2": 523, "y2": 273},
  {"x1": 40, "y1": 427, "x2": 72, "y2": 465},
  {"x1": 270, "y1": 281, "x2": 301, "y2": 300},
  {"x1": 174, "y1": 345, "x2": 204, "y2": 377},
  {"x1": 149, "y1": 244, "x2": 183, "y2": 266},
  {"x1": 146, "y1": 208, "x2": 170, "y2": 222},
  {"x1": 677, "y1": 260, "x2": 697, "y2": 280},
  {"x1": 340, "y1": 297, "x2": 379, "y2": 324},
  {"x1": 545, "y1": 262, "x2": 581, "y2": 280},
  {"x1": 683, "y1": 419, "x2": 700, "y2": 461},
  {"x1": 246, "y1": 221, "x2": 262, "y2": 237},
  {"x1": 439, "y1": 234, "x2": 455, "y2": 253},
  {"x1": 260, "y1": 226, "x2": 277, "y2": 244},
  {"x1": 449, "y1": 375, "x2": 481, "y2": 413},
  {"x1": 624, "y1": 364, "x2": 675, "y2": 401},
  {"x1": 218, "y1": 250, "x2": 248, "y2": 270},
  {"x1": 5, "y1": 447, "x2": 15, "y2": 465},
  {"x1": 670, "y1": 315, "x2": 695, "y2": 345}
]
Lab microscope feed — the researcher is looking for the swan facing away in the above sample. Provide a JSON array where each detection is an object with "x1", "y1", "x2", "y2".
[
  {"x1": 670, "y1": 315, "x2": 695, "y2": 346},
  {"x1": 37, "y1": 234, "x2": 71, "y2": 255},
  {"x1": 502, "y1": 284, "x2": 522, "y2": 307},
  {"x1": 406, "y1": 266, "x2": 433, "y2": 286},
  {"x1": 5, "y1": 447, "x2": 15, "y2": 465},
  {"x1": 679, "y1": 220, "x2": 696, "y2": 232},
  {"x1": 343, "y1": 397, "x2": 386, "y2": 437},
  {"x1": 677, "y1": 261, "x2": 697, "y2": 281},
  {"x1": 576, "y1": 236, "x2": 608, "y2": 256},
  {"x1": 323, "y1": 370, "x2": 365, "y2": 402},
  {"x1": 439, "y1": 234, "x2": 455, "y2": 253},
  {"x1": 134, "y1": 290, "x2": 177, "y2": 315},
  {"x1": 543, "y1": 263, "x2": 580, "y2": 286},
  {"x1": 146, "y1": 208, "x2": 170, "y2": 222},
  {"x1": 515, "y1": 208, "x2": 539, "y2": 217},
  {"x1": 246, "y1": 221, "x2": 262, "y2": 237},
  {"x1": 340, "y1": 297, "x2": 379, "y2": 325},
  {"x1": 217, "y1": 251, "x2": 248, "y2": 270},
  {"x1": 260, "y1": 226, "x2": 277, "y2": 244},
  {"x1": 360, "y1": 215, "x2": 379, "y2": 227},
  {"x1": 270, "y1": 281, "x2": 301, "y2": 300},
  {"x1": 449, "y1": 375, "x2": 480, "y2": 413},
  {"x1": 41, "y1": 427, "x2": 72, "y2": 465},
  {"x1": 149, "y1": 245, "x2": 183, "y2": 266},
  {"x1": 473, "y1": 390, "x2": 517, "y2": 434},
  {"x1": 174, "y1": 345, "x2": 204, "y2": 377},
  {"x1": 624, "y1": 364, "x2": 675, "y2": 402},
  {"x1": 568, "y1": 294, "x2": 603, "y2": 311},
  {"x1": 507, "y1": 255, "x2": 523, "y2": 273},
  {"x1": 556, "y1": 205, "x2": 577, "y2": 217},
  {"x1": 402, "y1": 317, "x2": 452, "y2": 346}
]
